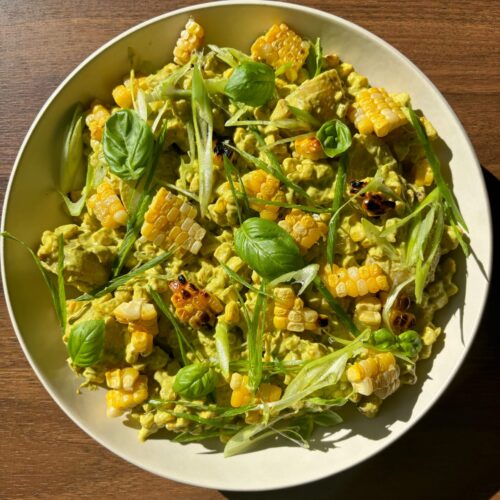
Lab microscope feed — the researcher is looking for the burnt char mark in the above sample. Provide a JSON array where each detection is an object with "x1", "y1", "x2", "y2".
[
  {"x1": 178, "y1": 274, "x2": 187, "y2": 284},
  {"x1": 349, "y1": 179, "x2": 367, "y2": 195}
]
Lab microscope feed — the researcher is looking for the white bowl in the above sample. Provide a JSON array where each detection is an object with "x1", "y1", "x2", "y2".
[{"x1": 1, "y1": 0, "x2": 492, "y2": 491}]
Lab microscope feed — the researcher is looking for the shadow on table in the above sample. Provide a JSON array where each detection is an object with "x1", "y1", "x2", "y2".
[{"x1": 221, "y1": 168, "x2": 500, "y2": 500}]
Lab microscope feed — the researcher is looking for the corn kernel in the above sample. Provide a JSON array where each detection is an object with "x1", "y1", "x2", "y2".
[
  {"x1": 241, "y1": 170, "x2": 284, "y2": 221},
  {"x1": 273, "y1": 286, "x2": 322, "y2": 332},
  {"x1": 173, "y1": 18, "x2": 205, "y2": 65},
  {"x1": 278, "y1": 209, "x2": 327, "y2": 252},
  {"x1": 112, "y1": 84, "x2": 133, "y2": 109},
  {"x1": 87, "y1": 181, "x2": 128, "y2": 229}
]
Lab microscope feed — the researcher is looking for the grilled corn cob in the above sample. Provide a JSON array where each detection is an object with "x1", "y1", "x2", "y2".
[
  {"x1": 250, "y1": 23, "x2": 309, "y2": 81},
  {"x1": 87, "y1": 181, "x2": 128, "y2": 229},
  {"x1": 105, "y1": 367, "x2": 149, "y2": 417},
  {"x1": 273, "y1": 286, "x2": 324, "y2": 333},
  {"x1": 294, "y1": 136, "x2": 326, "y2": 161},
  {"x1": 389, "y1": 294, "x2": 416, "y2": 334},
  {"x1": 278, "y1": 209, "x2": 328, "y2": 252},
  {"x1": 324, "y1": 263, "x2": 390, "y2": 298},
  {"x1": 347, "y1": 352, "x2": 400, "y2": 399},
  {"x1": 348, "y1": 87, "x2": 406, "y2": 137},
  {"x1": 85, "y1": 103, "x2": 110, "y2": 141},
  {"x1": 141, "y1": 187, "x2": 206, "y2": 255},
  {"x1": 241, "y1": 170, "x2": 285, "y2": 221},
  {"x1": 169, "y1": 274, "x2": 223, "y2": 329},
  {"x1": 114, "y1": 299, "x2": 159, "y2": 358},
  {"x1": 173, "y1": 18, "x2": 204, "y2": 65}
]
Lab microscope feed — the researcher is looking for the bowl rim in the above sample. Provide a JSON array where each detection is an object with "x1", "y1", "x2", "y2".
[{"x1": 0, "y1": 0, "x2": 493, "y2": 491}]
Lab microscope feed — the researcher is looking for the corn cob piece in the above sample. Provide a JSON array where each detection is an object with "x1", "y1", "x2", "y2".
[
  {"x1": 413, "y1": 157, "x2": 434, "y2": 187},
  {"x1": 347, "y1": 352, "x2": 400, "y2": 399},
  {"x1": 294, "y1": 136, "x2": 326, "y2": 161},
  {"x1": 278, "y1": 209, "x2": 328, "y2": 252},
  {"x1": 114, "y1": 299, "x2": 159, "y2": 358},
  {"x1": 273, "y1": 286, "x2": 324, "y2": 333},
  {"x1": 230, "y1": 373, "x2": 252, "y2": 407},
  {"x1": 353, "y1": 296, "x2": 382, "y2": 330},
  {"x1": 348, "y1": 87, "x2": 406, "y2": 137},
  {"x1": 325, "y1": 263, "x2": 390, "y2": 298},
  {"x1": 87, "y1": 181, "x2": 128, "y2": 229},
  {"x1": 389, "y1": 294, "x2": 416, "y2": 334},
  {"x1": 85, "y1": 103, "x2": 110, "y2": 141},
  {"x1": 141, "y1": 187, "x2": 206, "y2": 255},
  {"x1": 251, "y1": 23, "x2": 309, "y2": 81},
  {"x1": 105, "y1": 367, "x2": 148, "y2": 417},
  {"x1": 169, "y1": 274, "x2": 223, "y2": 329},
  {"x1": 173, "y1": 18, "x2": 204, "y2": 65},
  {"x1": 241, "y1": 170, "x2": 285, "y2": 221}
]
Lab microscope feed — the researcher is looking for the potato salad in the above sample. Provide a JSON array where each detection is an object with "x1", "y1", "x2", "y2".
[{"x1": 6, "y1": 20, "x2": 468, "y2": 456}]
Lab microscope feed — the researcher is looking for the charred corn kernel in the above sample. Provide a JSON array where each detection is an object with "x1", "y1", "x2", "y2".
[
  {"x1": 413, "y1": 157, "x2": 434, "y2": 187},
  {"x1": 361, "y1": 192, "x2": 396, "y2": 217},
  {"x1": 105, "y1": 368, "x2": 148, "y2": 417},
  {"x1": 347, "y1": 352, "x2": 400, "y2": 399},
  {"x1": 250, "y1": 23, "x2": 309, "y2": 81},
  {"x1": 230, "y1": 373, "x2": 252, "y2": 407},
  {"x1": 325, "y1": 263, "x2": 390, "y2": 298},
  {"x1": 112, "y1": 84, "x2": 133, "y2": 109},
  {"x1": 173, "y1": 18, "x2": 204, "y2": 65},
  {"x1": 141, "y1": 187, "x2": 206, "y2": 255},
  {"x1": 348, "y1": 87, "x2": 406, "y2": 137},
  {"x1": 169, "y1": 274, "x2": 223, "y2": 329},
  {"x1": 241, "y1": 170, "x2": 285, "y2": 221},
  {"x1": 256, "y1": 383, "x2": 282, "y2": 403},
  {"x1": 85, "y1": 103, "x2": 110, "y2": 141},
  {"x1": 278, "y1": 209, "x2": 327, "y2": 252},
  {"x1": 294, "y1": 136, "x2": 326, "y2": 161},
  {"x1": 87, "y1": 181, "x2": 128, "y2": 229},
  {"x1": 273, "y1": 286, "x2": 322, "y2": 332},
  {"x1": 224, "y1": 301, "x2": 240, "y2": 324},
  {"x1": 354, "y1": 296, "x2": 382, "y2": 330}
]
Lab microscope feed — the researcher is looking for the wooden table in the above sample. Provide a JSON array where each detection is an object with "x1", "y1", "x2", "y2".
[{"x1": 1, "y1": 1, "x2": 499, "y2": 498}]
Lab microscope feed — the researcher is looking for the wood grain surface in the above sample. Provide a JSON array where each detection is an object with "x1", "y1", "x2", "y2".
[{"x1": 0, "y1": 1, "x2": 499, "y2": 499}]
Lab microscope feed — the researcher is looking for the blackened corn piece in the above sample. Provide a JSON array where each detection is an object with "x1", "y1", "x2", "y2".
[
  {"x1": 250, "y1": 23, "x2": 310, "y2": 82},
  {"x1": 389, "y1": 294, "x2": 416, "y2": 334},
  {"x1": 141, "y1": 187, "x2": 206, "y2": 255},
  {"x1": 361, "y1": 192, "x2": 396, "y2": 217},
  {"x1": 347, "y1": 352, "x2": 400, "y2": 399},
  {"x1": 87, "y1": 181, "x2": 128, "y2": 229},
  {"x1": 169, "y1": 275, "x2": 224, "y2": 329}
]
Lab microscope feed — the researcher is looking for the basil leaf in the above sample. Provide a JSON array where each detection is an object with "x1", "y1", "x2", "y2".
[
  {"x1": 60, "y1": 104, "x2": 85, "y2": 193},
  {"x1": 68, "y1": 319, "x2": 105, "y2": 367},
  {"x1": 316, "y1": 119, "x2": 352, "y2": 158},
  {"x1": 234, "y1": 218, "x2": 304, "y2": 280},
  {"x1": 305, "y1": 38, "x2": 323, "y2": 78},
  {"x1": 103, "y1": 109, "x2": 154, "y2": 181},
  {"x1": 173, "y1": 364, "x2": 217, "y2": 399},
  {"x1": 225, "y1": 61, "x2": 275, "y2": 107}
]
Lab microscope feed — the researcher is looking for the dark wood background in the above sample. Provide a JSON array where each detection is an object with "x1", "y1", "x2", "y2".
[{"x1": 0, "y1": 1, "x2": 498, "y2": 498}]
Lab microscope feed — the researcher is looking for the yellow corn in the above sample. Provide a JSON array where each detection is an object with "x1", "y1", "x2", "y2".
[
  {"x1": 85, "y1": 103, "x2": 110, "y2": 141},
  {"x1": 251, "y1": 23, "x2": 309, "y2": 81},
  {"x1": 348, "y1": 87, "x2": 406, "y2": 137},
  {"x1": 257, "y1": 383, "x2": 282, "y2": 403},
  {"x1": 173, "y1": 18, "x2": 204, "y2": 65},
  {"x1": 278, "y1": 209, "x2": 328, "y2": 252},
  {"x1": 413, "y1": 157, "x2": 434, "y2": 187},
  {"x1": 241, "y1": 170, "x2": 285, "y2": 221},
  {"x1": 169, "y1": 275, "x2": 224, "y2": 329},
  {"x1": 347, "y1": 352, "x2": 400, "y2": 399},
  {"x1": 324, "y1": 263, "x2": 390, "y2": 298},
  {"x1": 141, "y1": 187, "x2": 206, "y2": 255},
  {"x1": 230, "y1": 373, "x2": 252, "y2": 407},
  {"x1": 112, "y1": 84, "x2": 133, "y2": 109},
  {"x1": 353, "y1": 296, "x2": 382, "y2": 330},
  {"x1": 294, "y1": 136, "x2": 326, "y2": 161},
  {"x1": 223, "y1": 301, "x2": 240, "y2": 324},
  {"x1": 105, "y1": 367, "x2": 148, "y2": 417},
  {"x1": 87, "y1": 181, "x2": 128, "y2": 229},
  {"x1": 273, "y1": 286, "x2": 322, "y2": 332}
]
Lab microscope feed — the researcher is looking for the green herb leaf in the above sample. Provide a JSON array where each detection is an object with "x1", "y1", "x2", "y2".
[
  {"x1": 269, "y1": 263, "x2": 319, "y2": 295},
  {"x1": 225, "y1": 61, "x2": 275, "y2": 107},
  {"x1": 247, "y1": 280, "x2": 267, "y2": 391},
  {"x1": 305, "y1": 38, "x2": 323, "y2": 78},
  {"x1": 370, "y1": 328, "x2": 398, "y2": 350},
  {"x1": 327, "y1": 153, "x2": 347, "y2": 264},
  {"x1": 397, "y1": 330, "x2": 423, "y2": 358},
  {"x1": 67, "y1": 319, "x2": 105, "y2": 367},
  {"x1": 215, "y1": 320, "x2": 231, "y2": 380},
  {"x1": 234, "y1": 218, "x2": 304, "y2": 280},
  {"x1": 287, "y1": 104, "x2": 321, "y2": 128},
  {"x1": 103, "y1": 109, "x2": 154, "y2": 181},
  {"x1": 60, "y1": 104, "x2": 85, "y2": 193},
  {"x1": 173, "y1": 364, "x2": 217, "y2": 399},
  {"x1": 316, "y1": 119, "x2": 352, "y2": 158},
  {"x1": 57, "y1": 234, "x2": 67, "y2": 330}
]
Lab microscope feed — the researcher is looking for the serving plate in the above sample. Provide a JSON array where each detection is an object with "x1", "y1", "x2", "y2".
[{"x1": 0, "y1": 0, "x2": 492, "y2": 491}]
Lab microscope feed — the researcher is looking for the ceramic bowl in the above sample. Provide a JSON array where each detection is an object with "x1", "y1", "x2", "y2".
[{"x1": 1, "y1": 0, "x2": 492, "y2": 491}]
